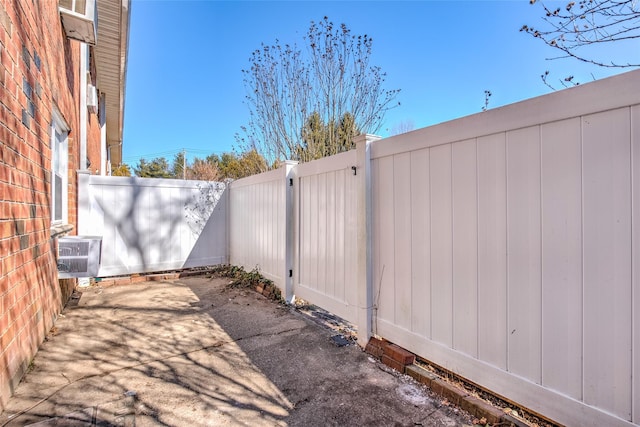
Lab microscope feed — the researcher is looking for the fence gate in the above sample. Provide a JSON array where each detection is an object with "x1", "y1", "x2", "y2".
[{"x1": 292, "y1": 150, "x2": 359, "y2": 324}]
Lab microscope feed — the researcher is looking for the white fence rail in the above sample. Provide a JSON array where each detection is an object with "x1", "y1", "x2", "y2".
[{"x1": 78, "y1": 175, "x2": 228, "y2": 276}]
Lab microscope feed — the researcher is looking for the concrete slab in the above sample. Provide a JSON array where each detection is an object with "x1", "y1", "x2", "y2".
[{"x1": 0, "y1": 277, "x2": 475, "y2": 426}]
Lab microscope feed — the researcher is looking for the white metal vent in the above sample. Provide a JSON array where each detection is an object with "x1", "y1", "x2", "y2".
[
  {"x1": 59, "y1": 0, "x2": 97, "y2": 45},
  {"x1": 57, "y1": 236, "x2": 102, "y2": 278}
]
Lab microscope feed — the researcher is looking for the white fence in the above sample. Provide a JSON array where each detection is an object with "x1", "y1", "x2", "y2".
[
  {"x1": 227, "y1": 69, "x2": 640, "y2": 427},
  {"x1": 75, "y1": 70, "x2": 640, "y2": 426},
  {"x1": 78, "y1": 175, "x2": 228, "y2": 276},
  {"x1": 370, "y1": 70, "x2": 640, "y2": 427}
]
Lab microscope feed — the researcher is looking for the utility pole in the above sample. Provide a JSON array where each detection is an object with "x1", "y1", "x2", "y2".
[{"x1": 183, "y1": 148, "x2": 186, "y2": 180}]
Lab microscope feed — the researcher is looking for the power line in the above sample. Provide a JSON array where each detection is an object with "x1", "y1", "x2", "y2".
[
  {"x1": 121, "y1": 149, "x2": 183, "y2": 162},
  {"x1": 122, "y1": 147, "x2": 229, "y2": 163}
]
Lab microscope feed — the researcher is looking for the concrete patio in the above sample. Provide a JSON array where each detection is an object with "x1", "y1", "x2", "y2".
[{"x1": 0, "y1": 276, "x2": 474, "y2": 426}]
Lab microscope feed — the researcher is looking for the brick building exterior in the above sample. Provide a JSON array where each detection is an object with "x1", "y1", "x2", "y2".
[{"x1": 0, "y1": 0, "x2": 130, "y2": 409}]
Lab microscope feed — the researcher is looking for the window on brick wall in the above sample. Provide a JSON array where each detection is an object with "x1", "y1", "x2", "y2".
[{"x1": 51, "y1": 109, "x2": 69, "y2": 224}]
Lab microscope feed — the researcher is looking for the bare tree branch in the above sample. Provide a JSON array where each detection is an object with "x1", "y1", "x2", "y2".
[
  {"x1": 521, "y1": 0, "x2": 640, "y2": 68},
  {"x1": 389, "y1": 119, "x2": 415, "y2": 136},
  {"x1": 482, "y1": 90, "x2": 492, "y2": 112},
  {"x1": 238, "y1": 17, "x2": 400, "y2": 163}
]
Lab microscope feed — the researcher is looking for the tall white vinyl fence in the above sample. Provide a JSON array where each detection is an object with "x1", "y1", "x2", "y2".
[
  {"x1": 78, "y1": 175, "x2": 228, "y2": 276},
  {"x1": 370, "y1": 70, "x2": 640, "y2": 427},
  {"x1": 227, "y1": 69, "x2": 640, "y2": 427}
]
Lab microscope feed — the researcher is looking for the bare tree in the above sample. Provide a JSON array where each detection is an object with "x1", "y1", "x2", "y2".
[
  {"x1": 389, "y1": 119, "x2": 415, "y2": 136},
  {"x1": 521, "y1": 0, "x2": 640, "y2": 68},
  {"x1": 239, "y1": 16, "x2": 400, "y2": 163}
]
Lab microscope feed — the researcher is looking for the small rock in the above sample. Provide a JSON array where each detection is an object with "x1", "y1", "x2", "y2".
[{"x1": 330, "y1": 335, "x2": 350, "y2": 347}]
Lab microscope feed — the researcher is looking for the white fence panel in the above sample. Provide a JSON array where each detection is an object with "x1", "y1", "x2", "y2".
[
  {"x1": 370, "y1": 69, "x2": 640, "y2": 427},
  {"x1": 78, "y1": 175, "x2": 228, "y2": 277},
  {"x1": 293, "y1": 150, "x2": 358, "y2": 324},
  {"x1": 229, "y1": 166, "x2": 291, "y2": 290}
]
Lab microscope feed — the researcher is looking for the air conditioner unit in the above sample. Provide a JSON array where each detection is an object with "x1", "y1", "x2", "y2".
[
  {"x1": 59, "y1": 0, "x2": 97, "y2": 45},
  {"x1": 87, "y1": 84, "x2": 98, "y2": 114},
  {"x1": 57, "y1": 236, "x2": 102, "y2": 278}
]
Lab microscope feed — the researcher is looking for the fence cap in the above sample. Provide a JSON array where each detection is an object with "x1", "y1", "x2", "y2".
[{"x1": 354, "y1": 134, "x2": 382, "y2": 145}]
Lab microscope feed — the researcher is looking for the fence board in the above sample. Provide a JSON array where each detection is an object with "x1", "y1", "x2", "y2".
[
  {"x1": 327, "y1": 171, "x2": 337, "y2": 298},
  {"x1": 373, "y1": 155, "x2": 396, "y2": 327},
  {"x1": 582, "y1": 108, "x2": 632, "y2": 418},
  {"x1": 409, "y1": 148, "x2": 431, "y2": 337},
  {"x1": 335, "y1": 169, "x2": 346, "y2": 303},
  {"x1": 429, "y1": 144, "x2": 453, "y2": 346},
  {"x1": 477, "y1": 133, "x2": 508, "y2": 370},
  {"x1": 300, "y1": 177, "x2": 311, "y2": 287},
  {"x1": 451, "y1": 139, "x2": 478, "y2": 358},
  {"x1": 309, "y1": 174, "x2": 319, "y2": 290},
  {"x1": 344, "y1": 168, "x2": 358, "y2": 309},
  {"x1": 393, "y1": 152, "x2": 412, "y2": 331},
  {"x1": 506, "y1": 125, "x2": 542, "y2": 384},
  {"x1": 318, "y1": 173, "x2": 328, "y2": 295},
  {"x1": 540, "y1": 118, "x2": 583, "y2": 400}
]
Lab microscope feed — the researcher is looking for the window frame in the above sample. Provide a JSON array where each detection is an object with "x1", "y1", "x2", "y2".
[{"x1": 51, "y1": 108, "x2": 69, "y2": 225}]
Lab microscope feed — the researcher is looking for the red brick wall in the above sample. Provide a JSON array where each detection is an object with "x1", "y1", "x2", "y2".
[{"x1": 0, "y1": 0, "x2": 88, "y2": 410}]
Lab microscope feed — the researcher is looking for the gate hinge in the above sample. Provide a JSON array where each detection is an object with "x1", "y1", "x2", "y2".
[
  {"x1": 289, "y1": 269, "x2": 293, "y2": 278},
  {"x1": 289, "y1": 178, "x2": 293, "y2": 186}
]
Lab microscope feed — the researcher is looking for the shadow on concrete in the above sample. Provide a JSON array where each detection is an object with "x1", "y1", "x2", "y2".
[{"x1": 0, "y1": 277, "x2": 473, "y2": 427}]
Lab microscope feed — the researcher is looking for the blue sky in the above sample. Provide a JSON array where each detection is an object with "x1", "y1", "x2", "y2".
[{"x1": 121, "y1": 0, "x2": 637, "y2": 167}]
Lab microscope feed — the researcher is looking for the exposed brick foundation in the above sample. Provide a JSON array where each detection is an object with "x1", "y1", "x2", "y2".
[{"x1": 365, "y1": 337, "x2": 519, "y2": 426}]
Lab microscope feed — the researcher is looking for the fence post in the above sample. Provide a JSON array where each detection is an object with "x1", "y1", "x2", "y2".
[
  {"x1": 284, "y1": 160, "x2": 298, "y2": 303},
  {"x1": 355, "y1": 134, "x2": 380, "y2": 346},
  {"x1": 224, "y1": 179, "x2": 231, "y2": 265}
]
